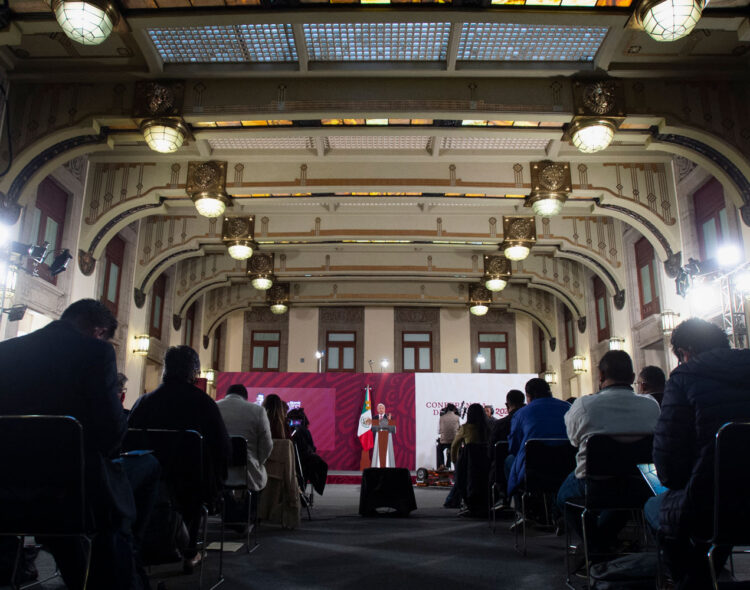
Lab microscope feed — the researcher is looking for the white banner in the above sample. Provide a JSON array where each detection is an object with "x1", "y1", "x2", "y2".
[{"x1": 414, "y1": 373, "x2": 536, "y2": 470}]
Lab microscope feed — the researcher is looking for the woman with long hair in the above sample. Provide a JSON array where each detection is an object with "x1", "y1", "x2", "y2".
[
  {"x1": 450, "y1": 403, "x2": 488, "y2": 465},
  {"x1": 263, "y1": 394, "x2": 290, "y2": 439}
]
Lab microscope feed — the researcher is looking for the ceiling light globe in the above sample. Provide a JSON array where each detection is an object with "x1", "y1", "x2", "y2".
[
  {"x1": 270, "y1": 303, "x2": 288, "y2": 315},
  {"x1": 193, "y1": 196, "x2": 227, "y2": 218},
  {"x1": 485, "y1": 277, "x2": 508, "y2": 292},
  {"x1": 251, "y1": 276, "x2": 273, "y2": 290},
  {"x1": 571, "y1": 121, "x2": 615, "y2": 153},
  {"x1": 141, "y1": 120, "x2": 187, "y2": 154},
  {"x1": 227, "y1": 242, "x2": 253, "y2": 261},
  {"x1": 531, "y1": 197, "x2": 565, "y2": 217},
  {"x1": 639, "y1": 0, "x2": 704, "y2": 42},
  {"x1": 503, "y1": 245, "x2": 530, "y2": 262},
  {"x1": 469, "y1": 304, "x2": 489, "y2": 316},
  {"x1": 52, "y1": 0, "x2": 116, "y2": 46}
]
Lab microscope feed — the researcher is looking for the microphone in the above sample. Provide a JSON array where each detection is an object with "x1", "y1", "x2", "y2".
[{"x1": 368, "y1": 359, "x2": 374, "y2": 373}]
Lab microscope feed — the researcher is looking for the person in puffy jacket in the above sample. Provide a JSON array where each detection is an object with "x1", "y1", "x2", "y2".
[{"x1": 645, "y1": 318, "x2": 750, "y2": 589}]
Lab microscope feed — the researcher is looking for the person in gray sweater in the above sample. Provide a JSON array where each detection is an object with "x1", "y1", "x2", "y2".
[{"x1": 217, "y1": 384, "x2": 274, "y2": 492}]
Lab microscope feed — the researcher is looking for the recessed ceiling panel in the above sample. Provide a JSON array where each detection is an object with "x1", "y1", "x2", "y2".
[
  {"x1": 326, "y1": 136, "x2": 431, "y2": 150},
  {"x1": 148, "y1": 24, "x2": 297, "y2": 63},
  {"x1": 207, "y1": 137, "x2": 315, "y2": 149},
  {"x1": 458, "y1": 23, "x2": 608, "y2": 62},
  {"x1": 303, "y1": 23, "x2": 451, "y2": 61},
  {"x1": 440, "y1": 137, "x2": 550, "y2": 150}
]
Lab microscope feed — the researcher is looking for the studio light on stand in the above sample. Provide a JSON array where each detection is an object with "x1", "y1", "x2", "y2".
[
  {"x1": 315, "y1": 350, "x2": 325, "y2": 373},
  {"x1": 476, "y1": 353, "x2": 486, "y2": 365},
  {"x1": 380, "y1": 359, "x2": 389, "y2": 372}
]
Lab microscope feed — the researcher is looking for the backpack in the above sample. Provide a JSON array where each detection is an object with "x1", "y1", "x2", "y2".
[{"x1": 589, "y1": 552, "x2": 658, "y2": 589}]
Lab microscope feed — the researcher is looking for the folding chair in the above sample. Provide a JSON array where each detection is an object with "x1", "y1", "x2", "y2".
[
  {"x1": 489, "y1": 440, "x2": 509, "y2": 532},
  {"x1": 708, "y1": 422, "x2": 750, "y2": 589},
  {"x1": 514, "y1": 438, "x2": 576, "y2": 556},
  {"x1": 564, "y1": 433, "x2": 653, "y2": 589},
  {"x1": 0, "y1": 415, "x2": 93, "y2": 590},
  {"x1": 223, "y1": 435, "x2": 258, "y2": 553},
  {"x1": 454, "y1": 442, "x2": 489, "y2": 516},
  {"x1": 123, "y1": 428, "x2": 224, "y2": 590}
]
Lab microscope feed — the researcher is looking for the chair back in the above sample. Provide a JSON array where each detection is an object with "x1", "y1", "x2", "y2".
[
  {"x1": 123, "y1": 428, "x2": 205, "y2": 503},
  {"x1": 226, "y1": 435, "x2": 248, "y2": 488},
  {"x1": 712, "y1": 422, "x2": 750, "y2": 545},
  {"x1": 493, "y1": 440, "x2": 509, "y2": 483},
  {"x1": 457, "y1": 442, "x2": 490, "y2": 513},
  {"x1": 524, "y1": 438, "x2": 576, "y2": 494},
  {"x1": 584, "y1": 433, "x2": 653, "y2": 507},
  {"x1": 0, "y1": 415, "x2": 88, "y2": 536}
]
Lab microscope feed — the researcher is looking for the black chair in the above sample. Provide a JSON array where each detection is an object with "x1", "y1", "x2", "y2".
[
  {"x1": 708, "y1": 422, "x2": 750, "y2": 589},
  {"x1": 0, "y1": 415, "x2": 92, "y2": 590},
  {"x1": 454, "y1": 442, "x2": 490, "y2": 516},
  {"x1": 223, "y1": 436, "x2": 258, "y2": 553},
  {"x1": 123, "y1": 428, "x2": 224, "y2": 590},
  {"x1": 514, "y1": 438, "x2": 576, "y2": 556},
  {"x1": 293, "y1": 441, "x2": 314, "y2": 521},
  {"x1": 564, "y1": 433, "x2": 653, "y2": 589},
  {"x1": 489, "y1": 440, "x2": 510, "y2": 532}
]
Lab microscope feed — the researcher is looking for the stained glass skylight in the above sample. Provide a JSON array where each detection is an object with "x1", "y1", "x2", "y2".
[
  {"x1": 458, "y1": 23, "x2": 608, "y2": 62},
  {"x1": 325, "y1": 136, "x2": 431, "y2": 150},
  {"x1": 303, "y1": 23, "x2": 451, "y2": 61},
  {"x1": 149, "y1": 24, "x2": 297, "y2": 63},
  {"x1": 207, "y1": 137, "x2": 316, "y2": 150}
]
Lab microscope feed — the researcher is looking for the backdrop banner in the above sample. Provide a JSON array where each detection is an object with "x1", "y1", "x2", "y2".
[
  {"x1": 414, "y1": 373, "x2": 537, "y2": 470},
  {"x1": 215, "y1": 372, "x2": 536, "y2": 472}
]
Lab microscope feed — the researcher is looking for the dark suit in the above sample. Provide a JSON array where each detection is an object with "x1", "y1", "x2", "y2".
[
  {"x1": 0, "y1": 320, "x2": 140, "y2": 589},
  {"x1": 129, "y1": 380, "x2": 231, "y2": 554}
]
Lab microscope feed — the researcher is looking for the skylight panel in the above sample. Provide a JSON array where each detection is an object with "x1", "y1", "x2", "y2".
[
  {"x1": 458, "y1": 23, "x2": 608, "y2": 62},
  {"x1": 207, "y1": 137, "x2": 316, "y2": 150},
  {"x1": 148, "y1": 24, "x2": 297, "y2": 63},
  {"x1": 303, "y1": 23, "x2": 451, "y2": 61},
  {"x1": 326, "y1": 136, "x2": 431, "y2": 150}
]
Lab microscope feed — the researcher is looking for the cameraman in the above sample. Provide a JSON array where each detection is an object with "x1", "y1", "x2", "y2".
[
  {"x1": 288, "y1": 408, "x2": 328, "y2": 496},
  {"x1": 437, "y1": 403, "x2": 460, "y2": 469}
]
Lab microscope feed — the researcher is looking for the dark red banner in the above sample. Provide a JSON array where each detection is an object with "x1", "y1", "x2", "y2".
[{"x1": 216, "y1": 372, "x2": 416, "y2": 471}]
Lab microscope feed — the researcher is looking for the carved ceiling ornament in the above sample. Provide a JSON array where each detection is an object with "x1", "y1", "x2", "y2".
[
  {"x1": 484, "y1": 255, "x2": 511, "y2": 277},
  {"x1": 505, "y1": 216, "x2": 536, "y2": 241},
  {"x1": 469, "y1": 283, "x2": 493, "y2": 304},
  {"x1": 247, "y1": 252, "x2": 274, "y2": 274},
  {"x1": 266, "y1": 283, "x2": 289, "y2": 304},
  {"x1": 613, "y1": 289, "x2": 626, "y2": 310},
  {"x1": 223, "y1": 216, "x2": 253, "y2": 239},
  {"x1": 538, "y1": 162, "x2": 568, "y2": 191},
  {"x1": 133, "y1": 80, "x2": 185, "y2": 118},
  {"x1": 582, "y1": 81, "x2": 617, "y2": 116},
  {"x1": 320, "y1": 307, "x2": 364, "y2": 324},
  {"x1": 395, "y1": 307, "x2": 439, "y2": 324},
  {"x1": 577, "y1": 316, "x2": 587, "y2": 334},
  {"x1": 77, "y1": 249, "x2": 96, "y2": 276},
  {"x1": 172, "y1": 314, "x2": 182, "y2": 331}
]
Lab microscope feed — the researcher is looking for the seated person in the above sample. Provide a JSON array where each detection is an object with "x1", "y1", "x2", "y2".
[
  {"x1": 0, "y1": 299, "x2": 158, "y2": 590},
  {"x1": 646, "y1": 319, "x2": 750, "y2": 589},
  {"x1": 556, "y1": 350, "x2": 659, "y2": 556},
  {"x1": 437, "y1": 403, "x2": 459, "y2": 469},
  {"x1": 444, "y1": 403, "x2": 489, "y2": 509},
  {"x1": 129, "y1": 345, "x2": 231, "y2": 571},
  {"x1": 288, "y1": 408, "x2": 328, "y2": 496},
  {"x1": 489, "y1": 389, "x2": 525, "y2": 501},
  {"x1": 263, "y1": 394, "x2": 291, "y2": 439},
  {"x1": 637, "y1": 365, "x2": 665, "y2": 407},
  {"x1": 506, "y1": 378, "x2": 570, "y2": 498}
]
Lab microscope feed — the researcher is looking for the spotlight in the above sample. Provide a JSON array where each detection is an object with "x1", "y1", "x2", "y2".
[
  {"x1": 315, "y1": 351, "x2": 325, "y2": 359},
  {"x1": 49, "y1": 249, "x2": 72, "y2": 277},
  {"x1": 28, "y1": 242, "x2": 49, "y2": 264},
  {"x1": 51, "y1": 0, "x2": 118, "y2": 46},
  {"x1": 7, "y1": 304, "x2": 26, "y2": 322},
  {"x1": 380, "y1": 359, "x2": 389, "y2": 369},
  {"x1": 717, "y1": 245, "x2": 742, "y2": 268}
]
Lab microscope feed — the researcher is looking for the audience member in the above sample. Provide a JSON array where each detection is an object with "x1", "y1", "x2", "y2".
[
  {"x1": 129, "y1": 345, "x2": 231, "y2": 571},
  {"x1": 217, "y1": 384, "x2": 273, "y2": 493},
  {"x1": 565, "y1": 396, "x2": 577, "y2": 404},
  {"x1": 556, "y1": 350, "x2": 659, "y2": 555},
  {"x1": 506, "y1": 378, "x2": 569, "y2": 497},
  {"x1": 288, "y1": 407, "x2": 328, "y2": 496},
  {"x1": 436, "y1": 403, "x2": 460, "y2": 469},
  {"x1": 444, "y1": 403, "x2": 488, "y2": 509},
  {"x1": 637, "y1": 365, "x2": 666, "y2": 406},
  {"x1": 118, "y1": 372, "x2": 128, "y2": 406},
  {"x1": 0, "y1": 299, "x2": 158, "y2": 590},
  {"x1": 645, "y1": 319, "x2": 750, "y2": 589},
  {"x1": 263, "y1": 393, "x2": 291, "y2": 439},
  {"x1": 489, "y1": 390, "x2": 525, "y2": 504}
]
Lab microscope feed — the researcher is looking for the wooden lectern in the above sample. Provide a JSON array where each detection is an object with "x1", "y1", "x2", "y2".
[{"x1": 371, "y1": 417, "x2": 396, "y2": 468}]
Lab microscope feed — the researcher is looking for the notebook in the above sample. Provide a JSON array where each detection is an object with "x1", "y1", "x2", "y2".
[{"x1": 637, "y1": 463, "x2": 668, "y2": 496}]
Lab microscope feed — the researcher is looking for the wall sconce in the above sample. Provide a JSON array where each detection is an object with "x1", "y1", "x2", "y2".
[
  {"x1": 267, "y1": 282, "x2": 290, "y2": 315},
  {"x1": 525, "y1": 161, "x2": 571, "y2": 217},
  {"x1": 572, "y1": 355, "x2": 587, "y2": 375},
  {"x1": 608, "y1": 337, "x2": 625, "y2": 351},
  {"x1": 133, "y1": 335, "x2": 150, "y2": 356},
  {"x1": 543, "y1": 369, "x2": 557, "y2": 384},
  {"x1": 483, "y1": 254, "x2": 511, "y2": 292},
  {"x1": 247, "y1": 252, "x2": 275, "y2": 291},
  {"x1": 186, "y1": 161, "x2": 231, "y2": 218},
  {"x1": 661, "y1": 310, "x2": 680, "y2": 335},
  {"x1": 200, "y1": 368, "x2": 216, "y2": 384},
  {"x1": 222, "y1": 216, "x2": 255, "y2": 261},
  {"x1": 501, "y1": 216, "x2": 536, "y2": 262},
  {"x1": 468, "y1": 284, "x2": 492, "y2": 316}
]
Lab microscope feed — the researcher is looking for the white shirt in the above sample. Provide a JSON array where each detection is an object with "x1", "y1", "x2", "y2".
[{"x1": 565, "y1": 385, "x2": 660, "y2": 478}]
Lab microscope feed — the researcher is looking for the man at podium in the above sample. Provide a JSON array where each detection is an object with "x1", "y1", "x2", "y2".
[{"x1": 371, "y1": 404, "x2": 396, "y2": 468}]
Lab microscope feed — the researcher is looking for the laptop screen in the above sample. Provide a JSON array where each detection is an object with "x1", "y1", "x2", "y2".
[{"x1": 637, "y1": 463, "x2": 668, "y2": 496}]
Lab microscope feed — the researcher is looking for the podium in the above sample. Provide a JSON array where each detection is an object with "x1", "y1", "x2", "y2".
[{"x1": 371, "y1": 417, "x2": 396, "y2": 468}]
